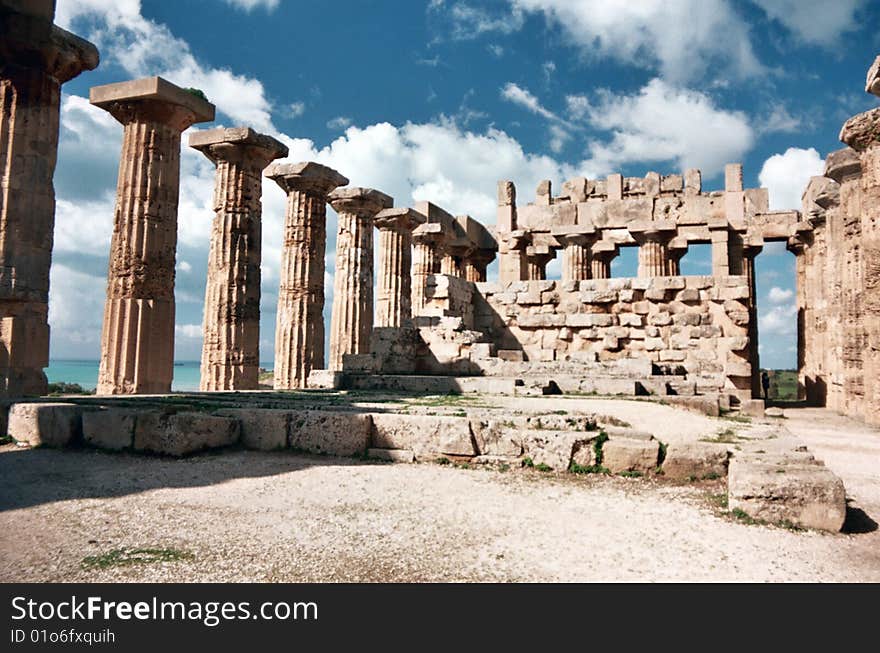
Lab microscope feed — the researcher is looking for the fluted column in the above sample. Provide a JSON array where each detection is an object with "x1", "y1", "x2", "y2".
[
  {"x1": 374, "y1": 207, "x2": 424, "y2": 327},
  {"x1": 525, "y1": 245, "x2": 556, "y2": 281},
  {"x1": 0, "y1": 7, "x2": 98, "y2": 396},
  {"x1": 328, "y1": 187, "x2": 392, "y2": 371},
  {"x1": 412, "y1": 223, "x2": 445, "y2": 314},
  {"x1": 667, "y1": 237, "x2": 688, "y2": 276},
  {"x1": 189, "y1": 128, "x2": 287, "y2": 391},
  {"x1": 743, "y1": 242, "x2": 762, "y2": 398},
  {"x1": 631, "y1": 221, "x2": 676, "y2": 278},
  {"x1": 591, "y1": 241, "x2": 618, "y2": 280},
  {"x1": 91, "y1": 77, "x2": 215, "y2": 395},
  {"x1": 463, "y1": 249, "x2": 495, "y2": 283},
  {"x1": 265, "y1": 162, "x2": 348, "y2": 389},
  {"x1": 553, "y1": 227, "x2": 597, "y2": 282}
]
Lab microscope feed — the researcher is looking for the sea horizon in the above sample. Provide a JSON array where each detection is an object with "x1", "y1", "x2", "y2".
[{"x1": 46, "y1": 359, "x2": 274, "y2": 392}]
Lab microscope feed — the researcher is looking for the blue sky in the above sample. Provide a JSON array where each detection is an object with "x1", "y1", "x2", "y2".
[{"x1": 50, "y1": 0, "x2": 879, "y2": 370}]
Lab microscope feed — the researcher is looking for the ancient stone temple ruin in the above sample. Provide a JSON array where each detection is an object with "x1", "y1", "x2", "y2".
[{"x1": 4, "y1": 1, "x2": 876, "y2": 533}]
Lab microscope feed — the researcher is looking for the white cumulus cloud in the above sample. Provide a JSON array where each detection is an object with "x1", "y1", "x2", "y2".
[
  {"x1": 758, "y1": 147, "x2": 825, "y2": 210},
  {"x1": 752, "y1": 0, "x2": 865, "y2": 46},
  {"x1": 222, "y1": 0, "x2": 280, "y2": 12},
  {"x1": 768, "y1": 286, "x2": 794, "y2": 304}
]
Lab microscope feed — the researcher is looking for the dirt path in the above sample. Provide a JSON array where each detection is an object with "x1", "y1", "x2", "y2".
[{"x1": 1, "y1": 403, "x2": 878, "y2": 582}]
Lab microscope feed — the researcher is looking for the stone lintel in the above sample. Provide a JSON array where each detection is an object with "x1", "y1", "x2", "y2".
[
  {"x1": 839, "y1": 107, "x2": 880, "y2": 152},
  {"x1": 867, "y1": 54, "x2": 880, "y2": 97},
  {"x1": 668, "y1": 235, "x2": 689, "y2": 252},
  {"x1": 551, "y1": 224, "x2": 596, "y2": 238},
  {"x1": 264, "y1": 160, "x2": 348, "y2": 196},
  {"x1": 526, "y1": 244, "x2": 553, "y2": 257},
  {"x1": 329, "y1": 186, "x2": 393, "y2": 216},
  {"x1": 592, "y1": 240, "x2": 618, "y2": 256},
  {"x1": 412, "y1": 221, "x2": 446, "y2": 244},
  {"x1": 824, "y1": 147, "x2": 861, "y2": 183},
  {"x1": 189, "y1": 126, "x2": 288, "y2": 163},
  {"x1": 707, "y1": 216, "x2": 729, "y2": 231},
  {"x1": 374, "y1": 207, "x2": 424, "y2": 232},
  {"x1": 628, "y1": 219, "x2": 677, "y2": 237},
  {"x1": 90, "y1": 76, "x2": 216, "y2": 124}
]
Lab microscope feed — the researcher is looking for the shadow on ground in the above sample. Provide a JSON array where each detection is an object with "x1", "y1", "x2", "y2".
[
  {"x1": 842, "y1": 500, "x2": 878, "y2": 534},
  {"x1": 0, "y1": 445, "x2": 370, "y2": 513}
]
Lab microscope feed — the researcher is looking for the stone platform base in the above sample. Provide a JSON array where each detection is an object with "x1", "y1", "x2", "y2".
[{"x1": 0, "y1": 391, "x2": 841, "y2": 532}]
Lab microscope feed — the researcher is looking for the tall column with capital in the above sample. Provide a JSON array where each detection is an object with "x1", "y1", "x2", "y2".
[
  {"x1": 524, "y1": 245, "x2": 556, "y2": 281},
  {"x1": 189, "y1": 127, "x2": 287, "y2": 391},
  {"x1": 266, "y1": 162, "x2": 348, "y2": 389},
  {"x1": 0, "y1": 4, "x2": 98, "y2": 396},
  {"x1": 374, "y1": 207, "x2": 423, "y2": 327},
  {"x1": 91, "y1": 77, "x2": 215, "y2": 394},
  {"x1": 463, "y1": 249, "x2": 494, "y2": 282},
  {"x1": 411, "y1": 223, "x2": 445, "y2": 315},
  {"x1": 553, "y1": 226, "x2": 596, "y2": 282},
  {"x1": 327, "y1": 187, "x2": 392, "y2": 370},
  {"x1": 743, "y1": 240, "x2": 763, "y2": 398},
  {"x1": 840, "y1": 69, "x2": 880, "y2": 425}
]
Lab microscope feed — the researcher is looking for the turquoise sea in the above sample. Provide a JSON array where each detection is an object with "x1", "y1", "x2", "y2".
[{"x1": 45, "y1": 360, "x2": 273, "y2": 392}]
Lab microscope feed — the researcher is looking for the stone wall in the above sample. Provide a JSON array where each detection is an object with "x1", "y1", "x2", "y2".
[{"x1": 473, "y1": 277, "x2": 752, "y2": 398}]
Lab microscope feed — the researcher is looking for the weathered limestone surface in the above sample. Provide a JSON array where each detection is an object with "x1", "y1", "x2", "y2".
[
  {"x1": 91, "y1": 77, "x2": 215, "y2": 395},
  {"x1": 411, "y1": 222, "x2": 445, "y2": 315},
  {"x1": 602, "y1": 437, "x2": 660, "y2": 474},
  {"x1": 133, "y1": 411, "x2": 239, "y2": 456},
  {"x1": 370, "y1": 412, "x2": 475, "y2": 459},
  {"x1": 82, "y1": 407, "x2": 137, "y2": 450},
  {"x1": 266, "y1": 162, "x2": 348, "y2": 389},
  {"x1": 290, "y1": 410, "x2": 372, "y2": 457},
  {"x1": 327, "y1": 187, "x2": 392, "y2": 370},
  {"x1": 6, "y1": 401, "x2": 81, "y2": 446},
  {"x1": 374, "y1": 207, "x2": 424, "y2": 327},
  {"x1": 190, "y1": 127, "x2": 287, "y2": 391},
  {"x1": 728, "y1": 458, "x2": 846, "y2": 532},
  {"x1": 0, "y1": 5, "x2": 98, "y2": 396},
  {"x1": 661, "y1": 442, "x2": 729, "y2": 480}
]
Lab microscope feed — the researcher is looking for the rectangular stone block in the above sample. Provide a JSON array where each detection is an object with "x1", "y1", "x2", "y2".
[
  {"x1": 307, "y1": 369, "x2": 344, "y2": 390},
  {"x1": 566, "y1": 313, "x2": 613, "y2": 327},
  {"x1": 290, "y1": 410, "x2": 372, "y2": 457},
  {"x1": 602, "y1": 438, "x2": 660, "y2": 474},
  {"x1": 661, "y1": 442, "x2": 729, "y2": 480},
  {"x1": 7, "y1": 402, "x2": 82, "y2": 448},
  {"x1": 218, "y1": 409, "x2": 289, "y2": 450},
  {"x1": 82, "y1": 407, "x2": 137, "y2": 451},
  {"x1": 134, "y1": 412, "x2": 240, "y2": 456},
  {"x1": 370, "y1": 413, "x2": 475, "y2": 459}
]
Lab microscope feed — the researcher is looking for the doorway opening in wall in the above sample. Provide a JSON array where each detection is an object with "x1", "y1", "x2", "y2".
[
  {"x1": 676, "y1": 243, "x2": 712, "y2": 276},
  {"x1": 610, "y1": 245, "x2": 638, "y2": 277},
  {"x1": 753, "y1": 241, "x2": 800, "y2": 405}
]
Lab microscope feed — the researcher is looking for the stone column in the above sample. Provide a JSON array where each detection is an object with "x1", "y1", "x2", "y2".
[
  {"x1": 788, "y1": 235, "x2": 808, "y2": 402},
  {"x1": 631, "y1": 221, "x2": 676, "y2": 278},
  {"x1": 0, "y1": 6, "x2": 98, "y2": 396},
  {"x1": 840, "y1": 98, "x2": 880, "y2": 425},
  {"x1": 524, "y1": 245, "x2": 555, "y2": 281},
  {"x1": 440, "y1": 251, "x2": 461, "y2": 277},
  {"x1": 708, "y1": 218, "x2": 730, "y2": 277},
  {"x1": 327, "y1": 187, "x2": 392, "y2": 371},
  {"x1": 412, "y1": 223, "x2": 445, "y2": 315},
  {"x1": 189, "y1": 127, "x2": 287, "y2": 392},
  {"x1": 265, "y1": 162, "x2": 348, "y2": 389},
  {"x1": 591, "y1": 241, "x2": 618, "y2": 279},
  {"x1": 463, "y1": 249, "x2": 494, "y2": 283},
  {"x1": 553, "y1": 226, "x2": 596, "y2": 282},
  {"x1": 91, "y1": 77, "x2": 214, "y2": 395},
  {"x1": 498, "y1": 231, "x2": 528, "y2": 283},
  {"x1": 374, "y1": 207, "x2": 423, "y2": 327}
]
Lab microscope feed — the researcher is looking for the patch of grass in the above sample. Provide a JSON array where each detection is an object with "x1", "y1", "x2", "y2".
[
  {"x1": 775, "y1": 468, "x2": 786, "y2": 474},
  {"x1": 522, "y1": 457, "x2": 534, "y2": 468},
  {"x1": 497, "y1": 463, "x2": 510, "y2": 473},
  {"x1": 47, "y1": 382, "x2": 94, "y2": 396},
  {"x1": 701, "y1": 428, "x2": 741, "y2": 444},
  {"x1": 0, "y1": 433, "x2": 14, "y2": 445},
  {"x1": 81, "y1": 547, "x2": 192, "y2": 570},
  {"x1": 551, "y1": 410, "x2": 568, "y2": 415},
  {"x1": 569, "y1": 461, "x2": 610, "y2": 475},
  {"x1": 703, "y1": 472, "x2": 721, "y2": 480},
  {"x1": 708, "y1": 493, "x2": 728, "y2": 509},
  {"x1": 777, "y1": 520, "x2": 806, "y2": 532},
  {"x1": 533, "y1": 462, "x2": 553, "y2": 472},
  {"x1": 730, "y1": 508, "x2": 761, "y2": 525},
  {"x1": 593, "y1": 431, "x2": 609, "y2": 466},
  {"x1": 765, "y1": 369, "x2": 798, "y2": 402},
  {"x1": 436, "y1": 457, "x2": 451, "y2": 465},
  {"x1": 619, "y1": 470, "x2": 643, "y2": 478}
]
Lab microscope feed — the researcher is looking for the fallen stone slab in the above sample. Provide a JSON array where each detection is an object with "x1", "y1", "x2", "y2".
[
  {"x1": 470, "y1": 419, "x2": 523, "y2": 457},
  {"x1": 602, "y1": 438, "x2": 660, "y2": 474},
  {"x1": 727, "y1": 459, "x2": 846, "y2": 532},
  {"x1": 290, "y1": 411, "x2": 372, "y2": 457},
  {"x1": 740, "y1": 399, "x2": 765, "y2": 418},
  {"x1": 371, "y1": 413, "x2": 474, "y2": 459},
  {"x1": 82, "y1": 407, "x2": 138, "y2": 451},
  {"x1": 133, "y1": 411, "x2": 240, "y2": 456},
  {"x1": 218, "y1": 409, "x2": 289, "y2": 450},
  {"x1": 7, "y1": 402, "x2": 83, "y2": 447},
  {"x1": 661, "y1": 442, "x2": 729, "y2": 479},
  {"x1": 765, "y1": 407, "x2": 785, "y2": 418},
  {"x1": 367, "y1": 448, "x2": 415, "y2": 463}
]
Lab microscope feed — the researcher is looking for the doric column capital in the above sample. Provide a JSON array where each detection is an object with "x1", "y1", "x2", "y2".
[
  {"x1": 840, "y1": 107, "x2": 880, "y2": 152},
  {"x1": 328, "y1": 186, "x2": 392, "y2": 217},
  {"x1": 824, "y1": 147, "x2": 861, "y2": 183},
  {"x1": 551, "y1": 224, "x2": 596, "y2": 247},
  {"x1": 90, "y1": 76, "x2": 215, "y2": 131},
  {"x1": 265, "y1": 161, "x2": 348, "y2": 197},
  {"x1": 628, "y1": 219, "x2": 677, "y2": 243},
  {"x1": 591, "y1": 239, "x2": 619, "y2": 261},
  {"x1": 412, "y1": 222, "x2": 446, "y2": 247},
  {"x1": 374, "y1": 207, "x2": 424, "y2": 233},
  {"x1": 1, "y1": 9, "x2": 99, "y2": 82},
  {"x1": 189, "y1": 126, "x2": 287, "y2": 168}
]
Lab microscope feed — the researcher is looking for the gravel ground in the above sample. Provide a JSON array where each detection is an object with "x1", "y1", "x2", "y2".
[{"x1": 1, "y1": 402, "x2": 878, "y2": 582}]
